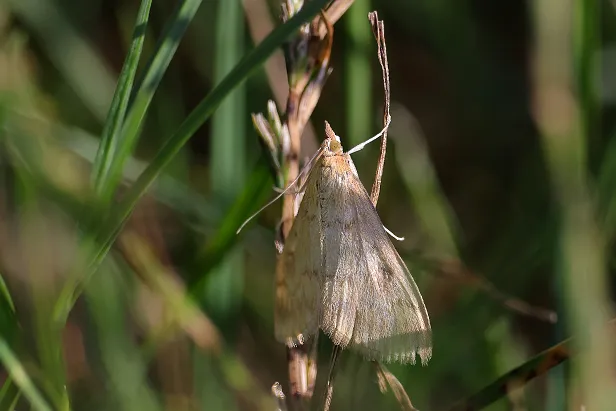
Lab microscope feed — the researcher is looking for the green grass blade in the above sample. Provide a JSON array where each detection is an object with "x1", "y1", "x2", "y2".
[
  {"x1": 210, "y1": 0, "x2": 246, "y2": 310},
  {"x1": 0, "y1": 337, "x2": 53, "y2": 411},
  {"x1": 533, "y1": 0, "x2": 614, "y2": 409},
  {"x1": 211, "y1": 0, "x2": 246, "y2": 203},
  {"x1": 574, "y1": 0, "x2": 600, "y2": 169},
  {"x1": 96, "y1": 0, "x2": 203, "y2": 204},
  {"x1": 204, "y1": 0, "x2": 246, "y2": 321},
  {"x1": 187, "y1": 157, "x2": 272, "y2": 295},
  {"x1": 92, "y1": 0, "x2": 152, "y2": 197},
  {"x1": 0, "y1": 273, "x2": 17, "y2": 350},
  {"x1": 0, "y1": 275, "x2": 15, "y2": 314},
  {"x1": 345, "y1": 0, "x2": 372, "y2": 148}
]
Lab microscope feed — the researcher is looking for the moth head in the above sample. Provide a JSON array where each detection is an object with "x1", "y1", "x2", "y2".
[
  {"x1": 324, "y1": 121, "x2": 344, "y2": 154},
  {"x1": 327, "y1": 138, "x2": 343, "y2": 154}
]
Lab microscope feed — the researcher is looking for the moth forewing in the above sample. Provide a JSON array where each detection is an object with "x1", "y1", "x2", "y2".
[
  {"x1": 316, "y1": 152, "x2": 432, "y2": 365},
  {"x1": 349, "y1": 249, "x2": 432, "y2": 365},
  {"x1": 274, "y1": 154, "x2": 324, "y2": 346},
  {"x1": 274, "y1": 135, "x2": 432, "y2": 365}
]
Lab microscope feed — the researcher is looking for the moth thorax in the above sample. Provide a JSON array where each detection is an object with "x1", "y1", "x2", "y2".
[{"x1": 328, "y1": 138, "x2": 343, "y2": 154}]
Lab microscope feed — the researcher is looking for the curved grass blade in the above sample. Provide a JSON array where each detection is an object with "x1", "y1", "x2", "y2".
[
  {"x1": 0, "y1": 275, "x2": 15, "y2": 314},
  {"x1": 0, "y1": 273, "x2": 17, "y2": 348},
  {"x1": 205, "y1": 0, "x2": 247, "y2": 320},
  {"x1": 92, "y1": 0, "x2": 153, "y2": 197},
  {"x1": 0, "y1": 337, "x2": 53, "y2": 411},
  {"x1": 96, "y1": 0, "x2": 203, "y2": 203}
]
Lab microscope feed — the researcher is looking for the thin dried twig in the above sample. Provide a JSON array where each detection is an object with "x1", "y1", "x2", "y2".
[
  {"x1": 368, "y1": 11, "x2": 391, "y2": 207},
  {"x1": 416, "y1": 256, "x2": 558, "y2": 324},
  {"x1": 364, "y1": 12, "x2": 421, "y2": 411},
  {"x1": 440, "y1": 260, "x2": 557, "y2": 323},
  {"x1": 375, "y1": 363, "x2": 419, "y2": 411}
]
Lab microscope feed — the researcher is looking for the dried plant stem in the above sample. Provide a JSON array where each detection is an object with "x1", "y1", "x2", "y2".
[
  {"x1": 281, "y1": 113, "x2": 301, "y2": 238},
  {"x1": 368, "y1": 11, "x2": 391, "y2": 207},
  {"x1": 286, "y1": 337, "x2": 317, "y2": 400},
  {"x1": 374, "y1": 363, "x2": 419, "y2": 411},
  {"x1": 364, "y1": 11, "x2": 421, "y2": 411},
  {"x1": 322, "y1": 345, "x2": 341, "y2": 411},
  {"x1": 275, "y1": 3, "x2": 336, "y2": 405},
  {"x1": 423, "y1": 257, "x2": 557, "y2": 323}
]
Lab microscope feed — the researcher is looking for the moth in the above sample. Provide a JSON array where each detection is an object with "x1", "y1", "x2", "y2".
[{"x1": 273, "y1": 122, "x2": 432, "y2": 365}]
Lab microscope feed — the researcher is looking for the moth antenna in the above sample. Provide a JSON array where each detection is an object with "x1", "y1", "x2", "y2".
[
  {"x1": 236, "y1": 147, "x2": 325, "y2": 234},
  {"x1": 383, "y1": 225, "x2": 405, "y2": 241},
  {"x1": 273, "y1": 185, "x2": 304, "y2": 195},
  {"x1": 347, "y1": 114, "x2": 392, "y2": 155},
  {"x1": 236, "y1": 180, "x2": 302, "y2": 234}
]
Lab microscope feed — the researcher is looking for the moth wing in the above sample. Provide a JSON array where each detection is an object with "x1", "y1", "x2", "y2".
[
  {"x1": 349, "y1": 239, "x2": 433, "y2": 365},
  {"x1": 319, "y1": 158, "x2": 432, "y2": 364},
  {"x1": 274, "y1": 162, "x2": 322, "y2": 346}
]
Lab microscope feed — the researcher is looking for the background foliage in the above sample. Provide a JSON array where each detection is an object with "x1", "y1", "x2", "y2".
[{"x1": 0, "y1": 0, "x2": 615, "y2": 410}]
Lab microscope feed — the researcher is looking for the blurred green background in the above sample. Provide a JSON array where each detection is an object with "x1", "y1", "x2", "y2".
[{"x1": 0, "y1": 0, "x2": 615, "y2": 410}]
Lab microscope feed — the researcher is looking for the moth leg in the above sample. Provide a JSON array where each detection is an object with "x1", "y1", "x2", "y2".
[
  {"x1": 383, "y1": 225, "x2": 404, "y2": 241},
  {"x1": 272, "y1": 185, "x2": 307, "y2": 195}
]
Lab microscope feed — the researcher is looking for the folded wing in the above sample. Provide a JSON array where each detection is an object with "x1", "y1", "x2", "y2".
[
  {"x1": 274, "y1": 161, "x2": 323, "y2": 346},
  {"x1": 318, "y1": 156, "x2": 432, "y2": 364}
]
